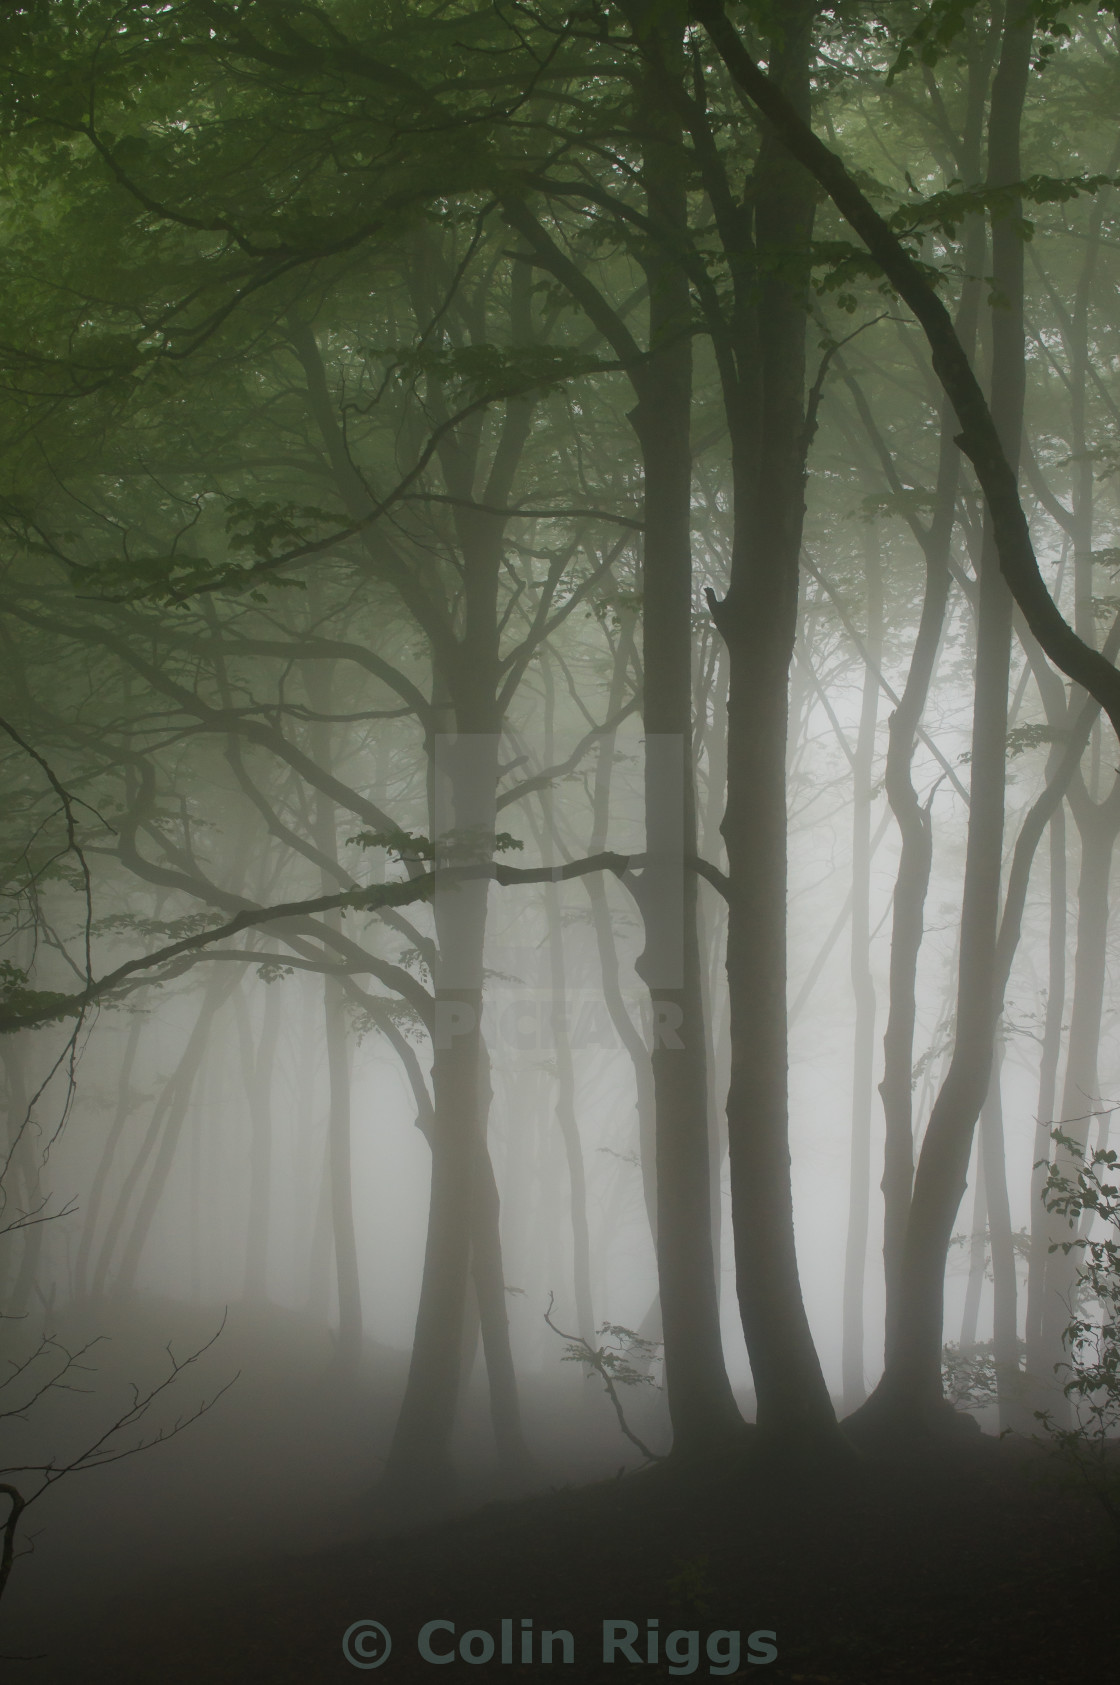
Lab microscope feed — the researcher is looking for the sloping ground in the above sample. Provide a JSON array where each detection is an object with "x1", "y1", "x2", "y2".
[
  {"x1": 0, "y1": 1294, "x2": 667, "y2": 1674},
  {"x1": 18, "y1": 1424, "x2": 1120, "y2": 1684}
]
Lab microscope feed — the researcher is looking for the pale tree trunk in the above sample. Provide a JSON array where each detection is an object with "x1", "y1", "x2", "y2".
[
  {"x1": 582, "y1": 611, "x2": 658, "y2": 1249},
  {"x1": 306, "y1": 668, "x2": 364, "y2": 1375},
  {"x1": 1039, "y1": 792, "x2": 1120, "y2": 1419},
  {"x1": 242, "y1": 974, "x2": 283, "y2": 1302},
  {"x1": 111, "y1": 969, "x2": 240, "y2": 1299},
  {"x1": 1024, "y1": 808, "x2": 1066, "y2": 1392},
  {"x1": 538, "y1": 656, "x2": 595, "y2": 1344},
  {"x1": 76, "y1": 1014, "x2": 144, "y2": 1300},
  {"x1": 842, "y1": 537, "x2": 883, "y2": 1411},
  {"x1": 322, "y1": 968, "x2": 362, "y2": 1372},
  {"x1": 1031, "y1": 162, "x2": 1120, "y2": 1417},
  {"x1": 0, "y1": 1039, "x2": 42, "y2": 1319}
]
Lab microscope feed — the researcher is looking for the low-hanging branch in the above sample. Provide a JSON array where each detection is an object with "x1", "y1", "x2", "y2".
[
  {"x1": 691, "y1": 0, "x2": 1120, "y2": 739},
  {"x1": 0, "y1": 850, "x2": 730, "y2": 1034}
]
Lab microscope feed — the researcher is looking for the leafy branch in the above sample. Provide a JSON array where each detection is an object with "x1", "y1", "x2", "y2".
[{"x1": 544, "y1": 1293, "x2": 664, "y2": 1464}]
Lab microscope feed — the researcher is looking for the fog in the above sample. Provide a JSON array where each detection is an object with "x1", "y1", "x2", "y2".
[{"x1": 2, "y1": 5, "x2": 1120, "y2": 1681}]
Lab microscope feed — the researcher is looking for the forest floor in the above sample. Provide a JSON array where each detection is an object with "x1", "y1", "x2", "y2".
[{"x1": 2, "y1": 1299, "x2": 1117, "y2": 1685}]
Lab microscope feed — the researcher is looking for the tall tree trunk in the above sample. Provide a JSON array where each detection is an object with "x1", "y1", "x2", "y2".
[
  {"x1": 112, "y1": 970, "x2": 239, "y2": 1298},
  {"x1": 875, "y1": 38, "x2": 994, "y2": 1356},
  {"x1": 75, "y1": 1014, "x2": 143, "y2": 1300},
  {"x1": 859, "y1": 0, "x2": 1032, "y2": 1431},
  {"x1": 0, "y1": 1039, "x2": 42, "y2": 1319},
  {"x1": 385, "y1": 711, "x2": 501, "y2": 1493},
  {"x1": 629, "y1": 0, "x2": 741, "y2": 1450},
  {"x1": 305, "y1": 667, "x2": 364, "y2": 1374},
  {"x1": 469, "y1": 1102, "x2": 532, "y2": 1477},
  {"x1": 842, "y1": 538, "x2": 882, "y2": 1412},
  {"x1": 1038, "y1": 794, "x2": 1120, "y2": 1417},
  {"x1": 708, "y1": 0, "x2": 838, "y2": 1443},
  {"x1": 583, "y1": 611, "x2": 658, "y2": 1249},
  {"x1": 242, "y1": 974, "x2": 283, "y2": 1302},
  {"x1": 958, "y1": 1146, "x2": 987, "y2": 1354},
  {"x1": 323, "y1": 968, "x2": 362, "y2": 1372},
  {"x1": 540, "y1": 658, "x2": 595, "y2": 1345},
  {"x1": 1024, "y1": 808, "x2": 1066, "y2": 1392},
  {"x1": 979, "y1": 1032, "x2": 1023, "y2": 1429}
]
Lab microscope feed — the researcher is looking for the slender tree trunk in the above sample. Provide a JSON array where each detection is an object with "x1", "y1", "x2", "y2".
[
  {"x1": 306, "y1": 1124, "x2": 333, "y2": 1322},
  {"x1": 323, "y1": 969, "x2": 362, "y2": 1372},
  {"x1": 876, "y1": 117, "x2": 991, "y2": 1360},
  {"x1": 1038, "y1": 799, "x2": 1120, "y2": 1416},
  {"x1": 583, "y1": 612, "x2": 658, "y2": 1248},
  {"x1": 469, "y1": 1102, "x2": 532, "y2": 1476},
  {"x1": 842, "y1": 539, "x2": 882, "y2": 1411},
  {"x1": 305, "y1": 667, "x2": 364, "y2": 1374},
  {"x1": 1025, "y1": 808, "x2": 1066, "y2": 1389},
  {"x1": 959, "y1": 1146, "x2": 987, "y2": 1354},
  {"x1": 540, "y1": 659, "x2": 595, "y2": 1345},
  {"x1": 979, "y1": 1033, "x2": 1023, "y2": 1429},
  {"x1": 628, "y1": 0, "x2": 740, "y2": 1450},
  {"x1": 385, "y1": 711, "x2": 501, "y2": 1492},
  {"x1": 0, "y1": 1040, "x2": 41, "y2": 1319},
  {"x1": 242, "y1": 975, "x2": 282, "y2": 1301},
  {"x1": 859, "y1": 0, "x2": 1032, "y2": 1431},
  {"x1": 710, "y1": 0, "x2": 838, "y2": 1443},
  {"x1": 112, "y1": 970, "x2": 239, "y2": 1298},
  {"x1": 76, "y1": 1014, "x2": 143, "y2": 1300}
]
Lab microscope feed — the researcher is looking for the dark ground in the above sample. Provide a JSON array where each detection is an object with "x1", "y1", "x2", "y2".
[{"x1": 3, "y1": 1300, "x2": 1118, "y2": 1684}]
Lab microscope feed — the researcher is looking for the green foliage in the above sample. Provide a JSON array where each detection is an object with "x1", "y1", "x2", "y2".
[
  {"x1": 888, "y1": 1, "x2": 1119, "y2": 81},
  {"x1": 941, "y1": 1338, "x2": 1028, "y2": 1410},
  {"x1": 544, "y1": 1296, "x2": 664, "y2": 1463},
  {"x1": 1035, "y1": 1131, "x2": 1120, "y2": 1532},
  {"x1": 1005, "y1": 723, "x2": 1069, "y2": 759},
  {"x1": 561, "y1": 1321, "x2": 662, "y2": 1388},
  {"x1": 0, "y1": 959, "x2": 74, "y2": 1030},
  {"x1": 225, "y1": 500, "x2": 338, "y2": 562},
  {"x1": 890, "y1": 174, "x2": 1119, "y2": 244},
  {"x1": 942, "y1": 1340, "x2": 999, "y2": 1411},
  {"x1": 346, "y1": 830, "x2": 436, "y2": 862},
  {"x1": 888, "y1": 0, "x2": 989, "y2": 79},
  {"x1": 400, "y1": 343, "x2": 610, "y2": 402}
]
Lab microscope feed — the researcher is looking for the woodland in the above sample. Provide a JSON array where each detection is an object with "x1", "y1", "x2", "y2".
[{"x1": 2, "y1": 1, "x2": 1120, "y2": 1680}]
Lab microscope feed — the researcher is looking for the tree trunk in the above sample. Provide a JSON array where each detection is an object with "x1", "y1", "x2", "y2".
[
  {"x1": 1038, "y1": 797, "x2": 1120, "y2": 1416},
  {"x1": 629, "y1": 0, "x2": 740, "y2": 1451},
  {"x1": 978, "y1": 1034, "x2": 1023, "y2": 1429},
  {"x1": 709, "y1": 0, "x2": 839, "y2": 1444},
  {"x1": 1024, "y1": 808, "x2": 1066, "y2": 1393},
  {"x1": 111, "y1": 970, "x2": 239, "y2": 1298},
  {"x1": 385, "y1": 713, "x2": 501, "y2": 1493},
  {"x1": 305, "y1": 667, "x2": 364, "y2": 1374},
  {"x1": 842, "y1": 538, "x2": 882, "y2": 1411},
  {"x1": 958, "y1": 1146, "x2": 987, "y2": 1354},
  {"x1": 858, "y1": 0, "x2": 1032, "y2": 1431},
  {"x1": 75, "y1": 1014, "x2": 143, "y2": 1300},
  {"x1": 242, "y1": 974, "x2": 283, "y2": 1301}
]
